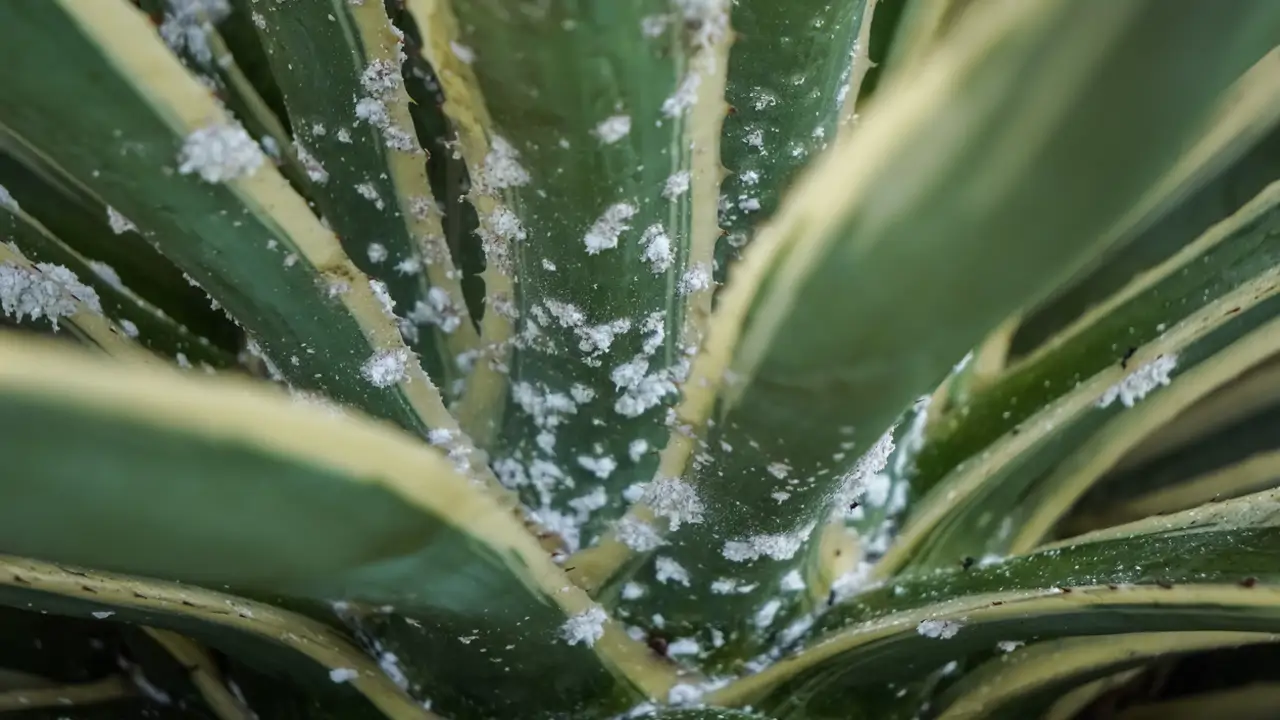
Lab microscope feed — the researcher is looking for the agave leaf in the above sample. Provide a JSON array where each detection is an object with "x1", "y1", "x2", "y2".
[
  {"x1": 243, "y1": 0, "x2": 478, "y2": 392},
  {"x1": 0, "y1": 556, "x2": 421, "y2": 719},
  {"x1": 716, "y1": 0, "x2": 873, "y2": 277},
  {"x1": 889, "y1": 301, "x2": 1280, "y2": 572},
  {"x1": 134, "y1": 0, "x2": 310, "y2": 194},
  {"x1": 706, "y1": 486, "x2": 1280, "y2": 716},
  {"x1": 876, "y1": 180, "x2": 1280, "y2": 575},
  {"x1": 897, "y1": 55, "x2": 1280, "y2": 533},
  {"x1": 934, "y1": 633, "x2": 1280, "y2": 720},
  {"x1": 1006, "y1": 320, "x2": 1280, "y2": 555},
  {"x1": 0, "y1": 242, "x2": 152, "y2": 362},
  {"x1": 1115, "y1": 684, "x2": 1280, "y2": 720},
  {"x1": 1042, "y1": 669, "x2": 1146, "y2": 720},
  {"x1": 0, "y1": 335, "x2": 676, "y2": 717},
  {"x1": 1062, "y1": 378, "x2": 1280, "y2": 535},
  {"x1": 588, "y1": 0, "x2": 1280, "y2": 659},
  {"x1": 878, "y1": 0, "x2": 977, "y2": 81},
  {"x1": 0, "y1": 132, "x2": 239, "y2": 349},
  {"x1": 0, "y1": 0, "x2": 460, "y2": 441},
  {"x1": 1008, "y1": 50, "x2": 1280, "y2": 363},
  {"x1": 0, "y1": 199, "x2": 234, "y2": 368},
  {"x1": 403, "y1": 0, "x2": 728, "y2": 538}
]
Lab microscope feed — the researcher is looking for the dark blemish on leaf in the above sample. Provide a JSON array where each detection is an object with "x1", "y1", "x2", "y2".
[
  {"x1": 1156, "y1": 579, "x2": 1174, "y2": 589},
  {"x1": 961, "y1": 556, "x2": 976, "y2": 570},
  {"x1": 1120, "y1": 346, "x2": 1138, "y2": 369},
  {"x1": 1241, "y1": 577, "x2": 1258, "y2": 588},
  {"x1": 827, "y1": 590, "x2": 837, "y2": 607}
]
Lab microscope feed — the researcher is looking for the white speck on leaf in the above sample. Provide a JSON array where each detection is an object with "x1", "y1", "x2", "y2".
[
  {"x1": 917, "y1": 619, "x2": 963, "y2": 639},
  {"x1": 0, "y1": 185, "x2": 17, "y2": 212},
  {"x1": 593, "y1": 115, "x2": 632, "y2": 144},
  {"x1": 655, "y1": 557, "x2": 690, "y2": 586},
  {"x1": 642, "y1": 476, "x2": 704, "y2": 530},
  {"x1": 998, "y1": 640, "x2": 1024, "y2": 652},
  {"x1": 1098, "y1": 354, "x2": 1177, "y2": 408},
  {"x1": 615, "y1": 516, "x2": 665, "y2": 551},
  {"x1": 329, "y1": 668, "x2": 359, "y2": 683},
  {"x1": 449, "y1": 41, "x2": 475, "y2": 64},
  {"x1": 106, "y1": 207, "x2": 137, "y2": 234},
  {"x1": 662, "y1": 171, "x2": 690, "y2": 200},
  {"x1": 91, "y1": 611, "x2": 114, "y2": 619},
  {"x1": 560, "y1": 607, "x2": 607, "y2": 647},
  {"x1": 361, "y1": 348, "x2": 410, "y2": 387},
  {"x1": 0, "y1": 262, "x2": 101, "y2": 329},
  {"x1": 481, "y1": 136, "x2": 530, "y2": 191},
  {"x1": 584, "y1": 202, "x2": 638, "y2": 254}
]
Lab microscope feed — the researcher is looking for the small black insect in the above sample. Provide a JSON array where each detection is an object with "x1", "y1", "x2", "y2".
[
  {"x1": 1241, "y1": 577, "x2": 1259, "y2": 588},
  {"x1": 827, "y1": 590, "x2": 837, "y2": 607},
  {"x1": 1120, "y1": 346, "x2": 1138, "y2": 369},
  {"x1": 647, "y1": 635, "x2": 669, "y2": 657},
  {"x1": 961, "y1": 556, "x2": 976, "y2": 570},
  {"x1": 848, "y1": 500, "x2": 861, "y2": 511}
]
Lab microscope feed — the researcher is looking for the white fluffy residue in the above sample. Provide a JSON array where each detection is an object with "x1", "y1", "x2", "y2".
[
  {"x1": 560, "y1": 606, "x2": 608, "y2": 647},
  {"x1": 615, "y1": 515, "x2": 665, "y2": 551},
  {"x1": 642, "y1": 476, "x2": 705, "y2": 530},
  {"x1": 0, "y1": 262, "x2": 101, "y2": 329},
  {"x1": 360, "y1": 348, "x2": 411, "y2": 387},
  {"x1": 721, "y1": 522, "x2": 814, "y2": 563},
  {"x1": 177, "y1": 121, "x2": 264, "y2": 183},
  {"x1": 1098, "y1": 354, "x2": 1177, "y2": 408},
  {"x1": 654, "y1": 556, "x2": 691, "y2": 586},
  {"x1": 917, "y1": 619, "x2": 963, "y2": 639},
  {"x1": 593, "y1": 115, "x2": 632, "y2": 144},
  {"x1": 584, "y1": 202, "x2": 638, "y2": 254},
  {"x1": 640, "y1": 224, "x2": 674, "y2": 273},
  {"x1": 481, "y1": 136, "x2": 530, "y2": 190},
  {"x1": 107, "y1": 206, "x2": 137, "y2": 235},
  {"x1": 329, "y1": 667, "x2": 359, "y2": 683}
]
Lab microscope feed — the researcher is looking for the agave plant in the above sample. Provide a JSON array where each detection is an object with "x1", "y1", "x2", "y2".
[{"x1": 1, "y1": 0, "x2": 1280, "y2": 717}]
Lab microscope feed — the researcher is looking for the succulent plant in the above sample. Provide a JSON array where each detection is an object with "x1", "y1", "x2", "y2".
[{"x1": 1, "y1": 0, "x2": 1280, "y2": 718}]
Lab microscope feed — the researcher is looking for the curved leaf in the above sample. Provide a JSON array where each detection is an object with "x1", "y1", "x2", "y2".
[
  {"x1": 0, "y1": 133, "x2": 238, "y2": 350},
  {"x1": 0, "y1": 334, "x2": 676, "y2": 717},
  {"x1": 0, "y1": 555, "x2": 421, "y2": 719},
  {"x1": 935, "y1": 632, "x2": 1280, "y2": 720},
  {"x1": 596, "y1": 0, "x2": 1280, "y2": 660},
  {"x1": 0, "y1": 0, "x2": 454, "y2": 439},
  {"x1": 244, "y1": 0, "x2": 478, "y2": 390},
  {"x1": 0, "y1": 198, "x2": 234, "y2": 368},
  {"x1": 876, "y1": 184, "x2": 1280, "y2": 575},
  {"x1": 707, "y1": 487, "x2": 1280, "y2": 716}
]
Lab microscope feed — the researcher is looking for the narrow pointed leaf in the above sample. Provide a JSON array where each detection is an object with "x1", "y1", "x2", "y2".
[
  {"x1": 0, "y1": 0, "x2": 452, "y2": 438},
  {"x1": 707, "y1": 487, "x2": 1280, "y2": 716},
  {"x1": 244, "y1": 0, "x2": 478, "y2": 391}
]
